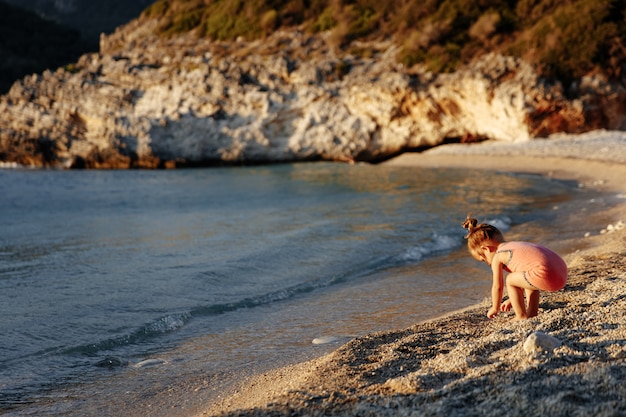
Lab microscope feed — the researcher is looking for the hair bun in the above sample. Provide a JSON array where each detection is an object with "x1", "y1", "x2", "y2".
[{"x1": 462, "y1": 215, "x2": 478, "y2": 238}]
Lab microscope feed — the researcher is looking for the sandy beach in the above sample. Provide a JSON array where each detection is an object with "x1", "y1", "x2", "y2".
[{"x1": 199, "y1": 130, "x2": 626, "y2": 417}]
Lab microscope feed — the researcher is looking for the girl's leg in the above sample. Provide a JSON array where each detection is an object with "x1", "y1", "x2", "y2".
[
  {"x1": 506, "y1": 282, "x2": 527, "y2": 320},
  {"x1": 525, "y1": 289, "x2": 540, "y2": 317},
  {"x1": 505, "y1": 272, "x2": 538, "y2": 320}
]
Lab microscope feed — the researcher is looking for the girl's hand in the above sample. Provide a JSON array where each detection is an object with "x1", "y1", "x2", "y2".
[
  {"x1": 487, "y1": 306, "x2": 499, "y2": 318},
  {"x1": 500, "y1": 300, "x2": 512, "y2": 312}
]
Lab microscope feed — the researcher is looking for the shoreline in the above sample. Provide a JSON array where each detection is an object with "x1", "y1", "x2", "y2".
[{"x1": 199, "y1": 131, "x2": 626, "y2": 417}]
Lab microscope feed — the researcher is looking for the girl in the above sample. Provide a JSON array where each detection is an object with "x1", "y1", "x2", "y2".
[{"x1": 462, "y1": 216, "x2": 568, "y2": 320}]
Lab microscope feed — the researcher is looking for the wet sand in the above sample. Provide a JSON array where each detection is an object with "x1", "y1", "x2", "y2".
[{"x1": 199, "y1": 131, "x2": 626, "y2": 417}]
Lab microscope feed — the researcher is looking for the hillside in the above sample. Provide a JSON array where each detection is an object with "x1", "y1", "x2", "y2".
[{"x1": 141, "y1": 0, "x2": 626, "y2": 84}]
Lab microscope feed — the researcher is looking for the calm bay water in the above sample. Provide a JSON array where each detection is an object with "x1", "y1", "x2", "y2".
[{"x1": 0, "y1": 162, "x2": 597, "y2": 416}]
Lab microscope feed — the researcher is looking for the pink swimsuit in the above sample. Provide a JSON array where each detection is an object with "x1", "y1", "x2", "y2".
[{"x1": 496, "y1": 242, "x2": 568, "y2": 291}]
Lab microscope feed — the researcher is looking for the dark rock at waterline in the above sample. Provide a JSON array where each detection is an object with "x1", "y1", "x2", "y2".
[{"x1": 95, "y1": 356, "x2": 127, "y2": 369}]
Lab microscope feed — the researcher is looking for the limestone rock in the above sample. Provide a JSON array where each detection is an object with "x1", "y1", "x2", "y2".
[
  {"x1": 523, "y1": 331, "x2": 562, "y2": 355},
  {"x1": 1, "y1": 18, "x2": 625, "y2": 169}
]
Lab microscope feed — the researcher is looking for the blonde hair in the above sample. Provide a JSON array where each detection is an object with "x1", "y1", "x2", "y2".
[{"x1": 462, "y1": 215, "x2": 505, "y2": 253}]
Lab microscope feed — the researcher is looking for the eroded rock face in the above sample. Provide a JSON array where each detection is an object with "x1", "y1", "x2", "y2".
[{"x1": 1, "y1": 18, "x2": 625, "y2": 168}]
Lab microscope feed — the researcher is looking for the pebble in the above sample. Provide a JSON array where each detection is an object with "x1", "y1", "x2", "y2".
[
  {"x1": 523, "y1": 331, "x2": 562, "y2": 355},
  {"x1": 600, "y1": 220, "x2": 625, "y2": 234}
]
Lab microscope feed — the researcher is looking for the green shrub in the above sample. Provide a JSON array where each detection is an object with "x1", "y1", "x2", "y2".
[
  {"x1": 343, "y1": 4, "x2": 378, "y2": 40},
  {"x1": 260, "y1": 9, "x2": 278, "y2": 33},
  {"x1": 164, "y1": 8, "x2": 203, "y2": 34},
  {"x1": 142, "y1": 0, "x2": 169, "y2": 18},
  {"x1": 468, "y1": 11, "x2": 501, "y2": 42},
  {"x1": 201, "y1": 12, "x2": 260, "y2": 41},
  {"x1": 313, "y1": 6, "x2": 337, "y2": 32},
  {"x1": 64, "y1": 63, "x2": 80, "y2": 73},
  {"x1": 429, "y1": 42, "x2": 462, "y2": 73},
  {"x1": 399, "y1": 48, "x2": 426, "y2": 68},
  {"x1": 279, "y1": 0, "x2": 307, "y2": 26}
]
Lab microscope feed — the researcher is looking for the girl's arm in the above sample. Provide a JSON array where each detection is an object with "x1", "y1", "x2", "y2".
[{"x1": 487, "y1": 254, "x2": 505, "y2": 318}]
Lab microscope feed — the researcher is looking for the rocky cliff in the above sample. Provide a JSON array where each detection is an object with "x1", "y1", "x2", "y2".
[{"x1": 1, "y1": 17, "x2": 625, "y2": 169}]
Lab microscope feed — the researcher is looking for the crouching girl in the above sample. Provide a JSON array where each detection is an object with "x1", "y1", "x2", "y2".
[{"x1": 462, "y1": 216, "x2": 568, "y2": 320}]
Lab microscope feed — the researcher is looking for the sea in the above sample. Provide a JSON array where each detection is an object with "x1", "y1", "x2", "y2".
[{"x1": 0, "y1": 160, "x2": 614, "y2": 416}]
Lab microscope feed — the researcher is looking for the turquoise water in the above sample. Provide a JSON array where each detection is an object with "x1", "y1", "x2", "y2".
[{"x1": 0, "y1": 162, "x2": 596, "y2": 416}]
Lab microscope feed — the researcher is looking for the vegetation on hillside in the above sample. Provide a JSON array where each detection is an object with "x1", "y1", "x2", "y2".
[{"x1": 142, "y1": 0, "x2": 626, "y2": 83}]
